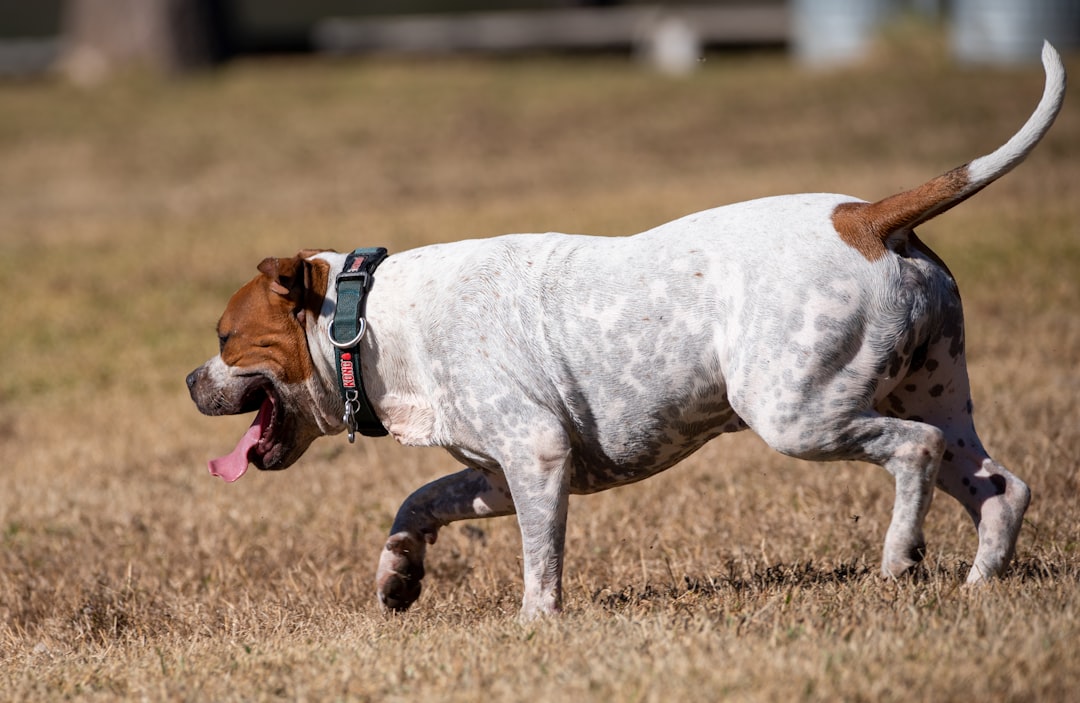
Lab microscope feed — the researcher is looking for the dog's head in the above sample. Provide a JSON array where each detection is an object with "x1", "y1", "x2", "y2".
[{"x1": 186, "y1": 251, "x2": 337, "y2": 481}]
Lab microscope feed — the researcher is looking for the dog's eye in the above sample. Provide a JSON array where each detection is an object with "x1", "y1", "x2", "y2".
[{"x1": 218, "y1": 333, "x2": 230, "y2": 353}]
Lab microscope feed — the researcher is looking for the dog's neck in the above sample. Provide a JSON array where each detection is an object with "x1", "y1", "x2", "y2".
[{"x1": 307, "y1": 251, "x2": 355, "y2": 436}]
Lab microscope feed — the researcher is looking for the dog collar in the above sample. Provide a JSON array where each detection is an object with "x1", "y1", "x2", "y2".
[{"x1": 327, "y1": 247, "x2": 389, "y2": 441}]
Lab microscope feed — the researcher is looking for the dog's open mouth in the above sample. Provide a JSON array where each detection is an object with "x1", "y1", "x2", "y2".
[{"x1": 208, "y1": 384, "x2": 283, "y2": 482}]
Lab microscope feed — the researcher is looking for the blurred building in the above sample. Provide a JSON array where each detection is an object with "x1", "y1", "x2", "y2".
[{"x1": 0, "y1": 0, "x2": 1077, "y2": 80}]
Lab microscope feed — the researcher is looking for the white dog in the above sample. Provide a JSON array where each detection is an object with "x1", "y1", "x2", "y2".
[{"x1": 188, "y1": 43, "x2": 1065, "y2": 618}]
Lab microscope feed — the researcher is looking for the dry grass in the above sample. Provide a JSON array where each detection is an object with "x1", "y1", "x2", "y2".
[{"x1": 2, "y1": 32, "x2": 1079, "y2": 701}]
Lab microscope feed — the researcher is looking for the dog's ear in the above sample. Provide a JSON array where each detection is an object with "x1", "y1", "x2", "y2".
[
  {"x1": 296, "y1": 248, "x2": 332, "y2": 260},
  {"x1": 257, "y1": 256, "x2": 306, "y2": 301},
  {"x1": 256, "y1": 252, "x2": 334, "y2": 324},
  {"x1": 298, "y1": 252, "x2": 332, "y2": 315}
]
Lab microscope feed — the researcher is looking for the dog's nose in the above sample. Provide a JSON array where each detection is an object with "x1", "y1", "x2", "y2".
[{"x1": 186, "y1": 369, "x2": 199, "y2": 393}]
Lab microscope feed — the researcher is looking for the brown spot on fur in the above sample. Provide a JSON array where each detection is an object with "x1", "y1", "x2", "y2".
[
  {"x1": 218, "y1": 252, "x2": 331, "y2": 385},
  {"x1": 831, "y1": 166, "x2": 973, "y2": 262}
]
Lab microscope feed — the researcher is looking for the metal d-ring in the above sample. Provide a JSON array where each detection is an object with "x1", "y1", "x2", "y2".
[{"x1": 328, "y1": 317, "x2": 367, "y2": 349}]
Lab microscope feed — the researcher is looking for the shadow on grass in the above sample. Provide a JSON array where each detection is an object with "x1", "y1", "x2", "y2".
[
  {"x1": 592, "y1": 559, "x2": 875, "y2": 611},
  {"x1": 591, "y1": 555, "x2": 1077, "y2": 612}
]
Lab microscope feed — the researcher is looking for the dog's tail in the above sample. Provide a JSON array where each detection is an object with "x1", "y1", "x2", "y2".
[{"x1": 833, "y1": 40, "x2": 1066, "y2": 260}]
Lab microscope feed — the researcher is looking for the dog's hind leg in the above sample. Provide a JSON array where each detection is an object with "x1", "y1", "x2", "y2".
[
  {"x1": 885, "y1": 369, "x2": 1030, "y2": 583},
  {"x1": 745, "y1": 405, "x2": 946, "y2": 578},
  {"x1": 940, "y1": 435, "x2": 1030, "y2": 583},
  {"x1": 376, "y1": 467, "x2": 515, "y2": 611},
  {"x1": 838, "y1": 417, "x2": 947, "y2": 577}
]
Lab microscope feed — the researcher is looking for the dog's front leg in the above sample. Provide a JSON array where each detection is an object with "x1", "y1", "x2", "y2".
[
  {"x1": 500, "y1": 437, "x2": 573, "y2": 620},
  {"x1": 377, "y1": 468, "x2": 515, "y2": 611}
]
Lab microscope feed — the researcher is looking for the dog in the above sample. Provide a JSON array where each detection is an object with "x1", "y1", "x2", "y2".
[{"x1": 188, "y1": 43, "x2": 1065, "y2": 618}]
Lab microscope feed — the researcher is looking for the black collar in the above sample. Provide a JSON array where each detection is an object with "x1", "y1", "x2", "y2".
[{"x1": 327, "y1": 247, "x2": 389, "y2": 441}]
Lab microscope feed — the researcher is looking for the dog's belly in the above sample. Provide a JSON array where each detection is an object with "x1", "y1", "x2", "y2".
[
  {"x1": 566, "y1": 401, "x2": 744, "y2": 494},
  {"x1": 532, "y1": 234, "x2": 747, "y2": 492},
  {"x1": 545, "y1": 282, "x2": 744, "y2": 493}
]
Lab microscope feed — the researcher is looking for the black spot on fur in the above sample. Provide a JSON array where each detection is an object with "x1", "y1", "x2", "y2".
[
  {"x1": 905, "y1": 384, "x2": 917, "y2": 393},
  {"x1": 909, "y1": 340, "x2": 930, "y2": 374},
  {"x1": 930, "y1": 384, "x2": 944, "y2": 397},
  {"x1": 943, "y1": 450, "x2": 954, "y2": 462},
  {"x1": 990, "y1": 474, "x2": 1007, "y2": 496},
  {"x1": 962, "y1": 477, "x2": 971, "y2": 486},
  {"x1": 926, "y1": 359, "x2": 939, "y2": 372},
  {"x1": 957, "y1": 438, "x2": 966, "y2": 448}
]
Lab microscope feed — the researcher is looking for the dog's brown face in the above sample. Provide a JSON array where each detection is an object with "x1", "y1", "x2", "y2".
[{"x1": 186, "y1": 253, "x2": 333, "y2": 480}]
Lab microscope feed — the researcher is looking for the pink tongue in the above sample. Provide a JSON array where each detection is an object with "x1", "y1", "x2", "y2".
[{"x1": 208, "y1": 398, "x2": 272, "y2": 482}]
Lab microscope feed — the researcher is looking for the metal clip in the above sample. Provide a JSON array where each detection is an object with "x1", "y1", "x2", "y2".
[{"x1": 343, "y1": 389, "x2": 360, "y2": 443}]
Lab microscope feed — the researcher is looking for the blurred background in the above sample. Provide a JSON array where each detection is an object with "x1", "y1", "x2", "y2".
[{"x1": 1, "y1": 0, "x2": 1079, "y2": 81}]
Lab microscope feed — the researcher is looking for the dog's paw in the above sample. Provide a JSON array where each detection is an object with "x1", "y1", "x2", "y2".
[
  {"x1": 376, "y1": 532, "x2": 427, "y2": 611},
  {"x1": 881, "y1": 540, "x2": 927, "y2": 578}
]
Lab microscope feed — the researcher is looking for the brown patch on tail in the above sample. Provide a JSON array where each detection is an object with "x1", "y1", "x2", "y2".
[{"x1": 832, "y1": 165, "x2": 974, "y2": 261}]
